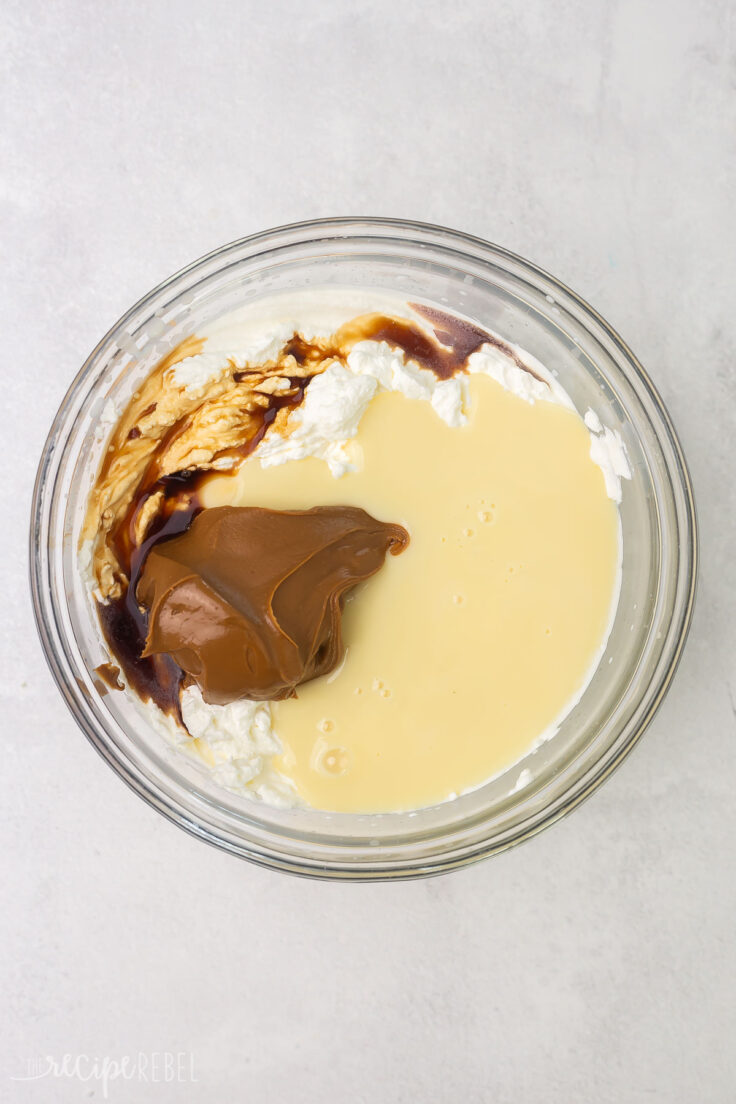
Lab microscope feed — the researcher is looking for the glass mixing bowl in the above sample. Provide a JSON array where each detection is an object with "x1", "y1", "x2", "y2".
[{"x1": 30, "y1": 218, "x2": 697, "y2": 880}]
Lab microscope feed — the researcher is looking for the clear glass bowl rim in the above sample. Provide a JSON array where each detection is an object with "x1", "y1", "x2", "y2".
[{"x1": 30, "y1": 216, "x2": 698, "y2": 880}]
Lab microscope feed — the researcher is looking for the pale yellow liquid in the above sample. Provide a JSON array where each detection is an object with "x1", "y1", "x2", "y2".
[{"x1": 203, "y1": 375, "x2": 619, "y2": 812}]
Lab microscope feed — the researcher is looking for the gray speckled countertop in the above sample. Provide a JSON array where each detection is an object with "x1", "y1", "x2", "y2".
[{"x1": 2, "y1": 2, "x2": 734, "y2": 1101}]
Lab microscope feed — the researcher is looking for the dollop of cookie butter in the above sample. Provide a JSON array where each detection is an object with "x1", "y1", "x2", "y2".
[{"x1": 136, "y1": 506, "x2": 409, "y2": 704}]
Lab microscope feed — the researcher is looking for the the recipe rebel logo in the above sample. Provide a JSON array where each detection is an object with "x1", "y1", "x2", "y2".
[{"x1": 10, "y1": 1051, "x2": 198, "y2": 1097}]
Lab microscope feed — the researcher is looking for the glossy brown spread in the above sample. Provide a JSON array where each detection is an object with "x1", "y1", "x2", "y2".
[
  {"x1": 93, "y1": 662, "x2": 124, "y2": 691},
  {"x1": 136, "y1": 506, "x2": 408, "y2": 704},
  {"x1": 85, "y1": 304, "x2": 544, "y2": 715}
]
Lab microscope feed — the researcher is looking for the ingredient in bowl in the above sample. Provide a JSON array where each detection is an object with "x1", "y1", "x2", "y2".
[
  {"x1": 138, "y1": 505, "x2": 408, "y2": 704},
  {"x1": 82, "y1": 292, "x2": 629, "y2": 811}
]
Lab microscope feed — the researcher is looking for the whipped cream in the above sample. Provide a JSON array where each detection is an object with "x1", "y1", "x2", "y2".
[
  {"x1": 589, "y1": 424, "x2": 632, "y2": 504},
  {"x1": 179, "y1": 687, "x2": 300, "y2": 806}
]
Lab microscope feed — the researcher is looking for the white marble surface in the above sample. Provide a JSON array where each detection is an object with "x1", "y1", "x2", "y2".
[{"x1": 2, "y1": 1, "x2": 735, "y2": 1100}]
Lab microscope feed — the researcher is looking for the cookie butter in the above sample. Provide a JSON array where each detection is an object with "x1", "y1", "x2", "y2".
[{"x1": 138, "y1": 506, "x2": 408, "y2": 704}]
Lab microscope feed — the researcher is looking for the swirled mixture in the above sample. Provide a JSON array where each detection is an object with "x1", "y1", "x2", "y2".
[{"x1": 82, "y1": 292, "x2": 629, "y2": 811}]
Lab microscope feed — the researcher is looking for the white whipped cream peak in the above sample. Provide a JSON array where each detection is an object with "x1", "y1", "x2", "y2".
[
  {"x1": 512, "y1": 768, "x2": 533, "y2": 793},
  {"x1": 168, "y1": 352, "x2": 239, "y2": 393},
  {"x1": 466, "y1": 343, "x2": 574, "y2": 410},
  {"x1": 588, "y1": 425, "x2": 631, "y2": 504},
  {"x1": 135, "y1": 686, "x2": 299, "y2": 807},
  {"x1": 584, "y1": 407, "x2": 603, "y2": 433},
  {"x1": 179, "y1": 687, "x2": 300, "y2": 806},
  {"x1": 256, "y1": 361, "x2": 378, "y2": 477}
]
